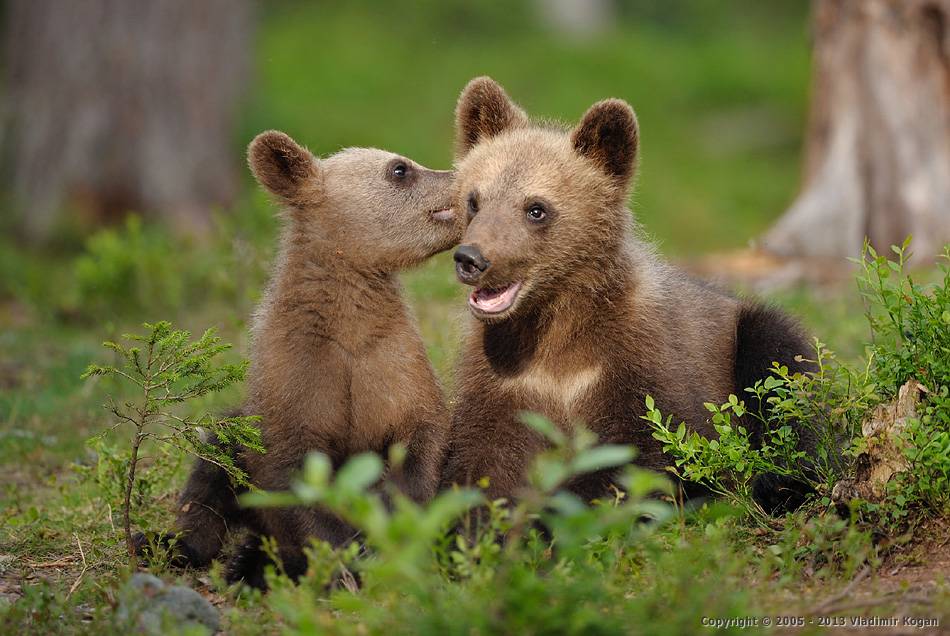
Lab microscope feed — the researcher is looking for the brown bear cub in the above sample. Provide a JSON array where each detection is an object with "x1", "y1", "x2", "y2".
[
  {"x1": 135, "y1": 131, "x2": 460, "y2": 587},
  {"x1": 441, "y1": 77, "x2": 820, "y2": 515}
]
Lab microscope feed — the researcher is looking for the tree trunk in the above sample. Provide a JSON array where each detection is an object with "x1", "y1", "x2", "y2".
[
  {"x1": 0, "y1": 0, "x2": 253, "y2": 240},
  {"x1": 763, "y1": 0, "x2": 950, "y2": 263},
  {"x1": 534, "y1": 0, "x2": 615, "y2": 41}
]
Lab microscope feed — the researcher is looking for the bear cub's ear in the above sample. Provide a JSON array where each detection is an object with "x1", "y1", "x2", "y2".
[
  {"x1": 455, "y1": 76, "x2": 529, "y2": 158},
  {"x1": 570, "y1": 99, "x2": 639, "y2": 184},
  {"x1": 248, "y1": 130, "x2": 323, "y2": 204}
]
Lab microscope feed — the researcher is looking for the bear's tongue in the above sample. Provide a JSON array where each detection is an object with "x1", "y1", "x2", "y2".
[{"x1": 470, "y1": 280, "x2": 522, "y2": 314}]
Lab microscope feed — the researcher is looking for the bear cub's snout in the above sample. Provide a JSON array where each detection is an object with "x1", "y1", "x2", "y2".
[{"x1": 454, "y1": 244, "x2": 489, "y2": 282}]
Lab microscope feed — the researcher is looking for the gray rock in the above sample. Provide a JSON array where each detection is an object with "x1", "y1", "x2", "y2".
[
  {"x1": 127, "y1": 573, "x2": 166, "y2": 593},
  {"x1": 118, "y1": 573, "x2": 220, "y2": 634}
]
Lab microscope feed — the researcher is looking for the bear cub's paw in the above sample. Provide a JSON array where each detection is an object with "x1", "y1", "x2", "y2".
[{"x1": 225, "y1": 534, "x2": 270, "y2": 590}]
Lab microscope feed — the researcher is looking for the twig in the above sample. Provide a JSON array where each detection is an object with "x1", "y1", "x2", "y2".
[
  {"x1": 339, "y1": 567, "x2": 359, "y2": 594},
  {"x1": 807, "y1": 564, "x2": 872, "y2": 614},
  {"x1": 65, "y1": 533, "x2": 87, "y2": 602},
  {"x1": 811, "y1": 595, "x2": 934, "y2": 615},
  {"x1": 804, "y1": 564, "x2": 938, "y2": 617}
]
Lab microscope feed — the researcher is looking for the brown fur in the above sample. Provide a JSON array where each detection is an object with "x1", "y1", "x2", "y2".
[
  {"x1": 137, "y1": 131, "x2": 461, "y2": 584},
  {"x1": 442, "y1": 78, "x2": 818, "y2": 511}
]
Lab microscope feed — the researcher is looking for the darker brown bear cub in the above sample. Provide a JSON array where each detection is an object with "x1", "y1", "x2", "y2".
[
  {"x1": 441, "y1": 77, "x2": 820, "y2": 515},
  {"x1": 136, "y1": 131, "x2": 460, "y2": 587}
]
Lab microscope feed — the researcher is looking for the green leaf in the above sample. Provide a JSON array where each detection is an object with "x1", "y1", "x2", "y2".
[
  {"x1": 545, "y1": 490, "x2": 587, "y2": 517},
  {"x1": 532, "y1": 455, "x2": 570, "y2": 492},
  {"x1": 415, "y1": 488, "x2": 482, "y2": 536},
  {"x1": 302, "y1": 452, "x2": 333, "y2": 488},
  {"x1": 571, "y1": 444, "x2": 636, "y2": 474},
  {"x1": 335, "y1": 452, "x2": 384, "y2": 494},
  {"x1": 519, "y1": 411, "x2": 566, "y2": 446},
  {"x1": 622, "y1": 467, "x2": 672, "y2": 498},
  {"x1": 240, "y1": 490, "x2": 300, "y2": 509}
]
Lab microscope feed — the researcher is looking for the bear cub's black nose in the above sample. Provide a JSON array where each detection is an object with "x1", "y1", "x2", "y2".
[{"x1": 454, "y1": 245, "x2": 489, "y2": 282}]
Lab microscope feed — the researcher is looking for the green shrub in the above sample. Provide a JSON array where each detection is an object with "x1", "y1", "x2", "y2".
[
  {"x1": 647, "y1": 239, "x2": 950, "y2": 526},
  {"x1": 646, "y1": 346, "x2": 872, "y2": 515},
  {"x1": 854, "y1": 240, "x2": 950, "y2": 520},
  {"x1": 82, "y1": 321, "x2": 262, "y2": 557},
  {"x1": 73, "y1": 216, "x2": 183, "y2": 318},
  {"x1": 756, "y1": 512, "x2": 879, "y2": 584},
  {"x1": 858, "y1": 240, "x2": 950, "y2": 402},
  {"x1": 68, "y1": 207, "x2": 274, "y2": 323},
  {"x1": 236, "y1": 415, "x2": 777, "y2": 636}
]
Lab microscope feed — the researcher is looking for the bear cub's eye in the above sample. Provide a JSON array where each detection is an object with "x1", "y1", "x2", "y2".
[
  {"x1": 392, "y1": 163, "x2": 409, "y2": 179},
  {"x1": 467, "y1": 193, "x2": 479, "y2": 216},
  {"x1": 526, "y1": 204, "x2": 547, "y2": 222}
]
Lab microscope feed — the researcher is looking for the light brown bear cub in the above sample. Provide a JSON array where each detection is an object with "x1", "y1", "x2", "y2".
[
  {"x1": 137, "y1": 131, "x2": 460, "y2": 587},
  {"x1": 442, "y1": 77, "x2": 819, "y2": 515}
]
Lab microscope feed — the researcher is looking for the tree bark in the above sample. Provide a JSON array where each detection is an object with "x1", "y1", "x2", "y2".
[
  {"x1": 0, "y1": 0, "x2": 253, "y2": 240},
  {"x1": 763, "y1": 0, "x2": 950, "y2": 263}
]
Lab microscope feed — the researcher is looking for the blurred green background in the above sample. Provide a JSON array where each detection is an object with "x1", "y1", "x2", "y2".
[
  {"x1": 244, "y1": 0, "x2": 811, "y2": 254},
  {"x1": 1, "y1": 0, "x2": 837, "y2": 468}
]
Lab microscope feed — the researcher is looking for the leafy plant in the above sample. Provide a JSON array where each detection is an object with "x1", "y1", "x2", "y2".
[
  {"x1": 648, "y1": 239, "x2": 950, "y2": 525},
  {"x1": 851, "y1": 240, "x2": 950, "y2": 519},
  {"x1": 756, "y1": 512, "x2": 879, "y2": 584},
  {"x1": 244, "y1": 448, "x2": 484, "y2": 594},
  {"x1": 71, "y1": 439, "x2": 185, "y2": 543},
  {"x1": 892, "y1": 422, "x2": 950, "y2": 515},
  {"x1": 237, "y1": 416, "x2": 696, "y2": 635},
  {"x1": 856, "y1": 239, "x2": 950, "y2": 401},
  {"x1": 81, "y1": 321, "x2": 262, "y2": 557},
  {"x1": 517, "y1": 413, "x2": 674, "y2": 558},
  {"x1": 646, "y1": 343, "x2": 874, "y2": 513},
  {"x1": 73, "y1": 216, "x2": 183, "y2": 318},
  {"x1": 647, "y1": 393, "x2": 777, "y2": 509}
]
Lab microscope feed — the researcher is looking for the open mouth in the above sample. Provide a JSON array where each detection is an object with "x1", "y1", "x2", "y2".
[
  {"x1": 429, "y1": 207, "x2": 455, "y2": 222},
  {"x1": 469, "y1": 280, "x2": 522, "y2": 314}
]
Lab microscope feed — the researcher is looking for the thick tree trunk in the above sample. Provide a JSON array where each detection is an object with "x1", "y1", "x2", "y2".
[
  {"x1": 0, "y1": 0, "x2": 253, "y2": 240},
  {"x1": 763, "y1": 0, "x2": 950, "y2": 262}
]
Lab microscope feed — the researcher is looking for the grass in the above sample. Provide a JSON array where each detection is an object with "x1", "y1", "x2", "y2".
[{"x1": 2, "y1": 1, "x2": 949, "y2": 634}]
